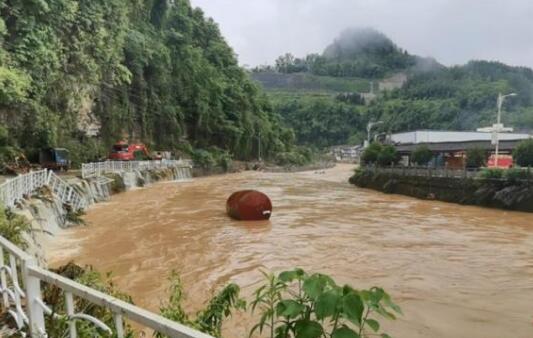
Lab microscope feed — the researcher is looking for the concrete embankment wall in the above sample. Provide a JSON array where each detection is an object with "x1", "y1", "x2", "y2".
[
  {"x1": 15, "y1": 167, "x2": 191, "y2": 266},
  {"x1": 350, "y1": 170, "x2": 533, "y2": 212}
]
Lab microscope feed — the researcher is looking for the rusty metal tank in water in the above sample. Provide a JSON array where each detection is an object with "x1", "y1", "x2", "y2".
[{"x1": 226, "y1": 190, "x2": 272, "y2": 220}]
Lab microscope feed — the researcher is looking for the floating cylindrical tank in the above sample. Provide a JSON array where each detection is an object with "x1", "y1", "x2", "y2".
[{"x1": 226, "y1": 190, "x2": 272, "y2": 221}]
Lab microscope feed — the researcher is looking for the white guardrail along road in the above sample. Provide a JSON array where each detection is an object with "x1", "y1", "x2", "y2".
[
  {"x1": 0, "y1": 170, "x2": 87, "y2": 212},
  {"x1": 81, "y1": 160, "x2": 193, "y2": 179}
]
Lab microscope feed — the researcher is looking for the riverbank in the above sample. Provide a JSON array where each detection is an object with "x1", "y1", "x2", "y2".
[
  {"x1": 350, "y1": 168, "x2": 533, "y2": 212},
  {"x1": 46, "y1": 164, "x2": 533, "y2": 338},
  {"x1": 10, "y1": 166, "x2": 192, "y2": 266}
]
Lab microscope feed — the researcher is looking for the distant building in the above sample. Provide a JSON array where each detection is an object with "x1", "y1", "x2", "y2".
[
  {"x1": 330, "y1": 145, "x2": 364, "y2": 162},
  {"x1": 387, "y1": 130, "x2": 532, "y2": 168}
]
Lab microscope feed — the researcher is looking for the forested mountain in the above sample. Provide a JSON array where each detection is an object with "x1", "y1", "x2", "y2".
[
  {"x1": 0, "y1": 0, "x2": 297, "y2": 166},
  {"x1": 252, "y1": 28, "x2": 533, "y2": 148}
]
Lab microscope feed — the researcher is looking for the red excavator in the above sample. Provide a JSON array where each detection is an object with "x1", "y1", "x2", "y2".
[{"x1": 108, "y1": 141, "x2": 150, "y2": 161}]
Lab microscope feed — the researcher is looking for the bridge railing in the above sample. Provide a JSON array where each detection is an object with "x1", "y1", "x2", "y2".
[
  {"x1": 0, "y1": 235, "x2": 213, "y2": 338},
  {"x1": 81, "y1": 160, "x2": 193, "y2": 179}
]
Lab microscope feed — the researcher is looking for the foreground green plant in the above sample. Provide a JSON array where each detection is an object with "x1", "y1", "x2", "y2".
[
  {"x1": 250, "y1": 269, "x2": 401, "y2": 338},
  {"x1": 44, "y1": 263, "x2": 135, "y2": 338},
  {"x1": 157, "y1": 272, "x2": 246, "y2": 338},
  {"x1": 0, "y1": 205, "x2": 32, "y2": 249}
]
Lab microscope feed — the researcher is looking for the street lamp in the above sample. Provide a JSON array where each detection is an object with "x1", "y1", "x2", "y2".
[
  {"x1": 497, "y1": 93, "x2": 517, "y2": 124},
  {"x1": 477, "y1": 92, "x2": 517, "y2": 167},
  {"x1": 365, "y1": 121, "x2": 383, "y2": 148}
]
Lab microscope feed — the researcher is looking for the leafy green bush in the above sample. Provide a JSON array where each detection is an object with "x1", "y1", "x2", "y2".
[
  {"x1": 157, "y1": 272, "x2": 245, "y2": 338},
  {"x1": 0, "y1": 205, "x2": 32, "y2": 250},
  {"x1": 411, "y1": 145, "x2": 433, "y2": 166},
  {"x1": 504, "y1": 168, "x2": 529, "y2": 182},
  {"x1": 513, "y1": 139, "x2": 533, "y2": 167},
  {"x1": 377, "y1": 144, "x2": 399, "y2": 166},
  {"x1": 275, "y1": 147, "x2": 314, "y2": 167},
  {"x1": 479, "y1": 168, "x2": 504, "y2": 179},
  {"x1": 44, "y1": 263, "x2": 135, "y2": 338},
  {"x1": 106, "y1": 173, "x2": 126, "y2": 193},
  {"x1": 191, "y1": 149, "x2": 216, "y2": 169},
  {"x1": 250, "y1": 268, "x2": 401, "y2": 338},
  {"x1": 361, "y1": 143, "x2": 382, "y2": 165},
  {"x1": 466, "y1": 148, "x2": 487, "y2": 168},
  {"x1": 218, "y1": 152, "x2": 233, "y2": 172}
]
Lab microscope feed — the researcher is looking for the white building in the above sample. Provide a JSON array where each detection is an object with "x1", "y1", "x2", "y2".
[{"x1": 390, "y1": 130, "x2": 531, "y2": 145}]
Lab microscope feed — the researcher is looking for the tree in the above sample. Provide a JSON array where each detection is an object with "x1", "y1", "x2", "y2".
[
  {"x1": 377, "y1": 144, "x2": 399, "y2": 166},
  {"x1": 0, "y1": 0, "x2": 297, "y2": 165},
  {"x1": 513, "y1": 139, "x2": 533, "y2": 167},
  {"x1": 466, "y1": 148, "x2": 487, "y2": 168},
  {"x1": 410, "y1": 145, "x2": 433, "y2": 166},
  {"x1": 361, "y1": 142, "x2": 382, "y2": 165}
]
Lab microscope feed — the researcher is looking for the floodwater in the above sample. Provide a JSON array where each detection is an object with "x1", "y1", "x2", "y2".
[{"x1": 47, "y1": 164, "x2": 533, "y2": 338}]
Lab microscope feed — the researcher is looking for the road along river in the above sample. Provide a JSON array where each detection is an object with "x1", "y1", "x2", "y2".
[{"x1": 47, "y1": 164, "x2": 533, "y2": 337}]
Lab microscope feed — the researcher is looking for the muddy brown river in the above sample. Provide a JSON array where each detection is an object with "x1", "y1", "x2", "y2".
[{"x1": 47, "y1": 164, "x2": 533, "y2": 337}]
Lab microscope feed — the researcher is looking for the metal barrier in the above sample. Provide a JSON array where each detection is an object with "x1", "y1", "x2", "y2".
[
  {"x1": 81, "y1": 160, "x2": 193, "y2": 179},
  {"x1": 0, "y1": 170, "x2": 87, "y2": 212},
  {"x1": 0, "y1": 235, "x2": 213, "y2": 338}
]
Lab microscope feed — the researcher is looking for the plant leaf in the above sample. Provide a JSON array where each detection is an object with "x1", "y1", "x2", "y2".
[
  {"x1": 366, "y1": 318, "x2": 380, "y2": 332},
  {"x1": 279, "y1": 270, "x2": 299, "y2": 282},
  {"x1": 294, "y1": 320, "x2": 324, "y2": 338},
  {"x1": 315, "y1": 290, "x2": 339, "y2": 320},
  {"x1": 342, "y1": 292, "x2": 364, "y2": 324},
  {"x1": 303, "y1": 274, "x2": 327, "y2": 299},
  {"x1": 331, "y1": 326, "x2": 361, "y2": 338},
  {"x1": 276, "y1": 299, "x2": 305, "y2": 318}
]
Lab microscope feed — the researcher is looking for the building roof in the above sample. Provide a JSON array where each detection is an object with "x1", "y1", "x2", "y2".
[{"x1": 391, "y1": 130, "x2": 531, "y2": 145}]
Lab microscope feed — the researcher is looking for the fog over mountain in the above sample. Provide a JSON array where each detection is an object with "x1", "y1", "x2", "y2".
[{"x1": 191, "y1": 0, "x2": 533, "y2": 68}]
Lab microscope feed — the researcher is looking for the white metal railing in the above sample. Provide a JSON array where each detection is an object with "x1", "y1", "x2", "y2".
[
  {"x1": 46, "y1": 172, "x2": 88, "y2": 211},
  {"x1": 0, "y1": 170, "x2": 88, "y2": 212},
  {"x1": 81, "y1": 160, "x2": 193, "y2": 179},
  {"x1": 0, "y1": 235, "x2": 213, "y2": 338}
]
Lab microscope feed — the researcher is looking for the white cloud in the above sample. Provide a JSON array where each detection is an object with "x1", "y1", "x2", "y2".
[{"x1": 191, "y1": 0, "x2": 533, "y2": 68}]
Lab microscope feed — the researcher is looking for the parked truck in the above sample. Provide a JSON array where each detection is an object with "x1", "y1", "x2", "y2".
[{"x1": 39, "y1": 148, "x2": 70, "y2": 171}]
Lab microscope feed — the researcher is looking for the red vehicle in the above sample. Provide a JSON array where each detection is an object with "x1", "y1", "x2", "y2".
[{"x1": 108, "y1": 141, "x2": 150, "y2": 161}]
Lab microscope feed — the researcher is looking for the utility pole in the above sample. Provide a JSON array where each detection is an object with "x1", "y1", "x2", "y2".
[
  {"x1": 477, "y1": 92, "x2": 516, "y2": 167},
  {"x1": 257, "y1": 132, "x2": 262, "y2": 162}
]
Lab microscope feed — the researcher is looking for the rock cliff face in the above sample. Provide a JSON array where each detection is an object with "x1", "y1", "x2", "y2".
[{"x1": 350, "y1": 171, "x2": 533, "y2": 212}]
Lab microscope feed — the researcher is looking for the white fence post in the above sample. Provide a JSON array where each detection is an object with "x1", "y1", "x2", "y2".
[{"x1": 23, "y1": 257, "x2": 46, "y2": 337}]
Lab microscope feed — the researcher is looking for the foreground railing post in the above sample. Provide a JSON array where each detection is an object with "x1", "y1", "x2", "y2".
[
  {"x1": 23, "y1": 258, "x2": 46, "y2": 337},
  {"x1": 65, "y1": 292, "x2": 77, "y2": 338}
]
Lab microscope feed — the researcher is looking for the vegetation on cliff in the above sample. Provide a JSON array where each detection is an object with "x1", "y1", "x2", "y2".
[
  {"x1": 0, "y1": 204, "x2": 31, "y2": 249},
  {"x1": 0, "y1": 0, "x2": 299, "y2": 166}
]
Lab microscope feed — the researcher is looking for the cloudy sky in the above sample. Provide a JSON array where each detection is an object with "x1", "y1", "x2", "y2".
[{"x1": 190, "y1": 0, "x2": 533, "y2": 68}]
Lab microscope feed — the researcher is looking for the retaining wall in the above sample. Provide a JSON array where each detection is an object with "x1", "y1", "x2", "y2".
[{"x1": 350, "y1": 170, "x2": 533, "y2": 212}]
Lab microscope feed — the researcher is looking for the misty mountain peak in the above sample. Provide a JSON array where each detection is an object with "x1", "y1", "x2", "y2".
[{"x1": 323, "y1": 27, "x2": 402, "y2": 61}]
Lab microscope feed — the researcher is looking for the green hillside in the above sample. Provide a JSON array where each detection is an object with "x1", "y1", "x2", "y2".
[
  {"x1": 0, "y1": 0, "x2": 298, "y2": 166},
  {"x1": 252, "y1": 28, "x2": 533, "y2": 148}
]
